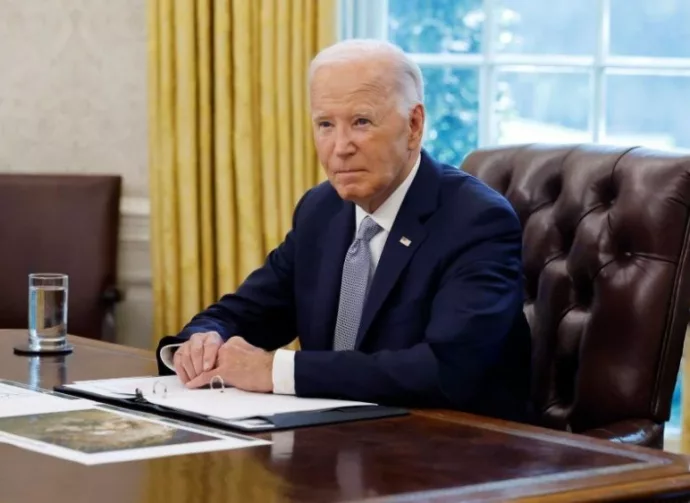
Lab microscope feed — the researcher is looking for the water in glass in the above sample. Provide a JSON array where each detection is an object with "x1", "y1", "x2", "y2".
[{"x1": 28, "y1": 275, "x2": 68, "y2": 350}]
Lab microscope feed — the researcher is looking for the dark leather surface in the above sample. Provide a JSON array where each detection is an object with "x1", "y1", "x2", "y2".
[
  {"x1": 0, "y1": 174, "x2": 121, "y2": 340},
  {"x1": 461, "y1": 144, "x2": 690, "y2": 447},
  {"x1": 584, "y1": 419, "x2": 665, "y2": 448}
]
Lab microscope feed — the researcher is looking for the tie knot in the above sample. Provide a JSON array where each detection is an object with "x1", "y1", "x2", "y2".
[{"x1": 357, "y1": 216, "x2": 382, "y2": 243}]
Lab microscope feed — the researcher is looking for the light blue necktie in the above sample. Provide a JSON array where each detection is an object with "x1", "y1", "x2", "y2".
[{"x1": 333, "y1": 216, "x2": 383, "y2": 351}]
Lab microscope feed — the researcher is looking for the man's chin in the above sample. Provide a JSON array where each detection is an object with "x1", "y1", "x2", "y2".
[{"x1": 333, "y1": 184, "x2": 370, "y2": 203}]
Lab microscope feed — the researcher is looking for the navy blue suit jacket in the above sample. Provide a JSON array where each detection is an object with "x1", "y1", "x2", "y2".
[{"x1": 158, "y1": 150, "x2": 532, "y2": 422}]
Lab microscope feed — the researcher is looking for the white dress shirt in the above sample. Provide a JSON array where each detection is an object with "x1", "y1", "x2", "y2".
[{"x1": 159, "y1": 154, "x2": 422, "y2": 394}]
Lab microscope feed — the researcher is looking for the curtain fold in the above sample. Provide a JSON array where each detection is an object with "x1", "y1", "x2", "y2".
[{"x1": 148, "y1": 0, "x2": 336, "y2": 347}]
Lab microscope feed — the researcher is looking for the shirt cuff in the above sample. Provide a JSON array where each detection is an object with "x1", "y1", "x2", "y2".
[
  {"x1": 159, "y1": 343, "x2": 183, "y2": 372},
  {"x1": 272, "y1": 349, "x2": 296, "y2": 395}
]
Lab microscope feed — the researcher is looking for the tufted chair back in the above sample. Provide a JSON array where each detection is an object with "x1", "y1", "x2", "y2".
[{"x1": 461, "y1": 144, "x2": 690, "y2": 445}]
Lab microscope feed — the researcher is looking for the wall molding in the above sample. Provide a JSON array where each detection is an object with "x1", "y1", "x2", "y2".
[
  {"x1": 119, "y1": 272, "x2": 152, "y2": 287},
  {"x1": 118, "y1": 196, "x2": 151, "y2": 287},
  {"x1": 120, "y1": 196, "x2": 150, "y2": 244},
  {"x1": 121, "y1": 196, "x2": 150, "y2": 217},
  {"x1": 118, "y1": 196, "x2": 154, "y2": 348}
]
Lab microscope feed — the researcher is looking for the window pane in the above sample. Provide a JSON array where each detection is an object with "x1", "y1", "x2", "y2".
[
  {"x1": 669, "y1": 370, "x2": 682, "y2": 431},
  {"x1": 421, "y1": 66, "x2": 479, "y2": 167},
  {"x1": 610, "y1": 0, "x2": 690, "y2": 58},
  {"x1": 496, "y1": 71, "x2": 591, "y2": 145},
  {"x1": 388, "y1": 0, "x2": 483, "y2": 54},
  {"x1": 605, "y1": 75, "x2": 690, "y2": 151},
  {"x1": 495, "y1": 0, "x2": 597, "y2": 54}
]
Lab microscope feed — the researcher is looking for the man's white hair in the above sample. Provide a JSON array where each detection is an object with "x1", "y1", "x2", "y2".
[{"x1": 309, "y1": 39, "x2": 424, "y2": 115}]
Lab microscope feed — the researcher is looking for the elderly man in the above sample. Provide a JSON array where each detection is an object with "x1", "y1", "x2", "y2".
[{"x1": 157, "y1": 39, "x2": 532, "y2": 422}]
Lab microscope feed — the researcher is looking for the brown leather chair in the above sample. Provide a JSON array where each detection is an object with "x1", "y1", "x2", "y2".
[
  {"x1": 0, "y1": 174, "x2": 122, "y2": 341},
  {"x1": 461, "y1": 144, "x2": 690, "y2": 448}
]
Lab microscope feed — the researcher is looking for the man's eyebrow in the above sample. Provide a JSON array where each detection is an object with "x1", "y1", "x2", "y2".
[{"x1": 311, "y1": 107, "x2": 378, "y2": 121}]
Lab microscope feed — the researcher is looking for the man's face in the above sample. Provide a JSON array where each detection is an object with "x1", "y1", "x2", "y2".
[{"x1": 310, "y1": 60, "x2": 424, "y2": 212}]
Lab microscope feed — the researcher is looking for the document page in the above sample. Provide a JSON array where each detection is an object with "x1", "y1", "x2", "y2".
[
  {"x1": 0, "y1": 382, "x2": 92, "y2": 417},
  {"x1": 0, "y1": 381, "x2": 268, "y2": 465},
  {"x1": 65, "y1": 375, "x2": 375, "y2": 420},
  {"x1": 67, "y1": 375, "x2": 187, "y2": 397}
]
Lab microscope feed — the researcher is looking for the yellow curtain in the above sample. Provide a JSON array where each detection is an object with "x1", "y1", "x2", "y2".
[{"x1": 147, "y1": 0, "x2": 336, "y2": 347}]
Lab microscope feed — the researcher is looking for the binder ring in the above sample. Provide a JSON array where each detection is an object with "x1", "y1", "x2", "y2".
[
  {"x1": 210, "y1": 375, "x2": 225, "y2": 393},
  {"x1": 153, "y1": 380, "x2": 168, "y2": 398}
]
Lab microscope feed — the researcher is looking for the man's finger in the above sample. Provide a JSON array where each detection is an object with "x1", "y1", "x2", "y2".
[
  {"x1": 179, "y1": 348, "x2": 197, "y2": 380},
  {"x1": 174, "y1": 352, "x2": 191, "y2": 383},
  {"x1": 190, "y1": 336, "x2": 205, "y2": 375},
  {"x1": 186, "y1": 371, "x2": 214, "y2": 389},
  {"x1": 202, "y1": 338, "x2": 220, "y2": 371}
]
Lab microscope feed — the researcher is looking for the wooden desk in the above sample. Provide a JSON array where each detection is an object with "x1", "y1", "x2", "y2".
[{"x1": 1, "y1": 329, "x2": 690, "y2": 502}]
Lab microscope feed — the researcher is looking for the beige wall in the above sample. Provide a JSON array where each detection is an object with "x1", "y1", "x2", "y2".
[{"x1": 0, "y1": 0, "x2": 153, "y2": 348}]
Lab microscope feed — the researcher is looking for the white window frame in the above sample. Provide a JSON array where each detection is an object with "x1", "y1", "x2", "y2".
[{"x1": 339, "y1": 0, "x2": 690, "y2": 150}]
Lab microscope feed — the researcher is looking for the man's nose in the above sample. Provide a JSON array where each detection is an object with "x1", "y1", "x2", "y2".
[{"x1": 333, "y1": 127, "x2": 355, "y2": 157}]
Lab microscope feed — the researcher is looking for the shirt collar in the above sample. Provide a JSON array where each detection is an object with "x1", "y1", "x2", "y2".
[{"x1": 355, "y1": 153, "x2": 421, "y2": 233}]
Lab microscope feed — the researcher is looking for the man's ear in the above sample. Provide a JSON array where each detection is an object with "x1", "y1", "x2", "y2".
[{"x1": 407, "y1": 103, "x2": 425, "y2": 150}]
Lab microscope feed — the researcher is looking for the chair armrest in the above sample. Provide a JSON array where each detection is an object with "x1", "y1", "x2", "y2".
[{"x1": 582, "y1": 419, "x2": 664, "y2": 448}]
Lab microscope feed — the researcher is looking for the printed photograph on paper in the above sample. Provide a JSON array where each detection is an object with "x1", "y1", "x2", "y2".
[{"x1": 0, "y1": 408, "x2": 219, "y2": 453}]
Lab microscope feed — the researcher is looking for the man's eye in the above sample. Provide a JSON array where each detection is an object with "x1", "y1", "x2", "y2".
[
  {"x1": 318, "y1": 121, "x2": 333, "y2": 128},
  {"x1": 354, "y1": 118, "x2": 371, "y2": 126}
]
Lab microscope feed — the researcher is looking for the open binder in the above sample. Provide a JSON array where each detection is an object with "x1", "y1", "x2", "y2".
[{"x1": 54, "y1": 376, "x2": 407, "y2": 433}]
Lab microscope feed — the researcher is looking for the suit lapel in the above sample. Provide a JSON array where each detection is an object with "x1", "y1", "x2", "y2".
[
  {"x1": 355, "y1": 151, "x2": 442, "y2": 348},
  {"x1": 310, "y1": 201, "x2": 355, "y2": 349},
  {"x1": 354, "y1": 214, "x2": 426, "y2": 349}
]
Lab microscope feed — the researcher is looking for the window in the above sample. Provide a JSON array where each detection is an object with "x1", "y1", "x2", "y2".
[
  {"x1": 340, "y1": 0, "x2": 687, "y2": 438},
  {"x1": 341, "y1": 0, "x2": 690, "y2": 166}
]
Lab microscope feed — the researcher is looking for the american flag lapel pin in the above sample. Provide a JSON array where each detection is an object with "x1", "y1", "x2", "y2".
[{"x1": 399, "y1": 236, "x2": 411, "y2": 247}]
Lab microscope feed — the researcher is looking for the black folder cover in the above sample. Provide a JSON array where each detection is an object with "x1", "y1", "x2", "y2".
[{"x1": 54, "y1": 384, "x2": 408, "y2": 432}]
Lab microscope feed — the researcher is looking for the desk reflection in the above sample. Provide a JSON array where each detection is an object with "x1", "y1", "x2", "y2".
[
  {"x1": 27, "y1": 354, "x2": 68, "y2": 389},
  {"x1": 261, "y1": 429, "x2": 382, "y2": 502},
  {"x1": 143, "y1": 426, "x2": 388, "y2": 503}
]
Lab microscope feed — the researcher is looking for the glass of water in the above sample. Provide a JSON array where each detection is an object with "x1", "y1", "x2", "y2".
[{"x1": 28, "y1": 273, "x2": 68, "y2": 351}]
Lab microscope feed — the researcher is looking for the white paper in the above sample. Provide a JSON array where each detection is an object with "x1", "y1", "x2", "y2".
[
  {"x1": 0, "y1": 382, "x2": 37, "y2": 397},
  {"x1": 0, "y1": 383, "x2": 93, "y2": 418},
  {"x1": 0, "y1": 381, "x2": 269, "y2": 465},
  {"x1": 64, "y1": 375, "x2": 186, "y2": 399},
  {"x1": 149, "y1": 388, "x2": 373, "y2": 420},
  {"x1": 73, "y1": 375, "x2": 187, "y2": 396},
  {"x1": 65, "y1": 375, "x2": 375, "y2": 421}
]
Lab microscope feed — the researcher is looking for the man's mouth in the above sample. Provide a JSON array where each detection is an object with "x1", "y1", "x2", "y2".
[{"x1": 334, "y1": 169, "x2": 366, "y2": 174}]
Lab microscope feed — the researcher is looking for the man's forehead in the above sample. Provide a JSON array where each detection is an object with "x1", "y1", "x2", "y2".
[
  {"x1": 312, "y1": 68, "x2": 394, "y2": 102},
  {"x1": 312, "y1": 58, "x2": 394, "y2": 86},
  {"x1": 310, "y1": 84, "x2": 389, "y2": 116}
]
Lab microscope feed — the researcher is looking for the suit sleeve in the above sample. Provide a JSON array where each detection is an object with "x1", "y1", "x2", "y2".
[
  {"x1": 294, "y1": 203, "x2": 525, "y2": 408},
  {"x1": 171, "y1": 193, "x2": 308, "y2": 351}
]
